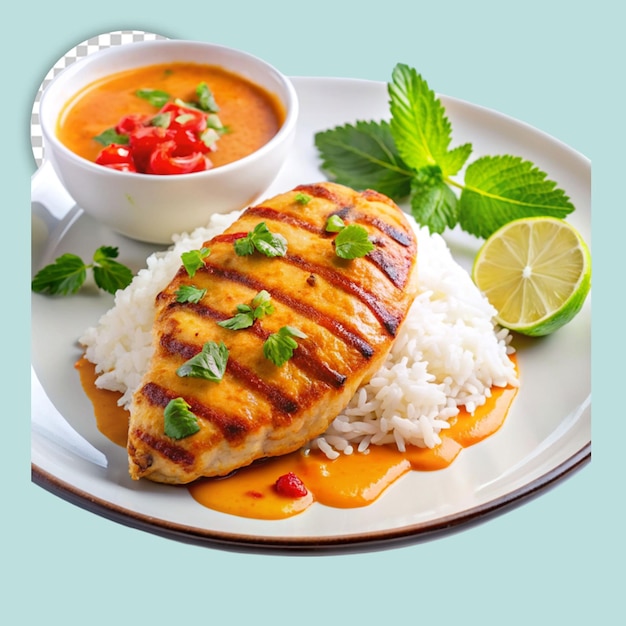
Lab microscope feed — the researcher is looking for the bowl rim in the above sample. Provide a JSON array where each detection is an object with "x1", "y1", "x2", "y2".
[{"x1": 39, "y1": 38, "x2": 299, "y2": 180}]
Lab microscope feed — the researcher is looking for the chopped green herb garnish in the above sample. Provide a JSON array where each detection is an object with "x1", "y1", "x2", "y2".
[
  {"x1": 195, "y1": 82, "x2": 220, "y2": 113},
  {"x1": 150, "y1": 111, "x2": 171, "y2": 128},
  {"x1": 175, "y1": 284, "x2": 207, "y2": 304},
  {"x1": 263, "y1": 326, "x2": 307, "y2": 367},
  {"x1": 181, "y1": 247, "x2": 211, "y2": 277},
  {"x1": 164, "y1": 397, "x2": 200, "y2": 439},
  {"x1": 234, "y1": 222, "x2": 288, "y2": 258},
  {"x1": 93, "y1": 128, "x2": 129, "y2": 146},
  {"x1": 295, "y1": 192, "x2": 312, "y2": 205},
  {"x1": 333, "y1": 224, "x2": 375, "y2": 259},
  {"x1": 176, "y1": 341, "x2": 229, "y2": 382},
  {"x1": 31, "y1": 246, "x2": 133, "y2": 296},
  {"x1": 325, "y1": 215, "x2": 345, "y2": 232},
  {"x1": 136, "y1": 88, "x2": 171, "y2": 108},
  {"x1": 218, "y1": 290, "x2": 275, "y2": 330},
  {"x1": 315, "y1": 62, "x2": 575, "y2": 238}
]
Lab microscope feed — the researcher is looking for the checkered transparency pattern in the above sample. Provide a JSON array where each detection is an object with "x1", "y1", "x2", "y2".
[{"x1": 30, "y1": 30, "x2": 168, "y2": 167}]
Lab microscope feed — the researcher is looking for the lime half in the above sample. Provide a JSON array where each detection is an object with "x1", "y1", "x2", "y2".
[{"x1": 472, "y1": 216, "x2": 591, "y2": 336}]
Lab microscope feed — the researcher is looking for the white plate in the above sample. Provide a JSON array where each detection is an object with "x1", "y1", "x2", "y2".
[{"x1": 30, "y1": 76, "x2": 591, "y2": 554}]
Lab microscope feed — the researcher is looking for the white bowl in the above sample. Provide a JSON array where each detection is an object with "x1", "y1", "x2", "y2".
[{"x1": 39, "y1": 39, "x2": 298, "y2": 244}]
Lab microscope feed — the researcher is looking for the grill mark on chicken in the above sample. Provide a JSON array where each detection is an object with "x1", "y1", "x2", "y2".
[
  {"x1": 159, "y1": 302, "x2": 348, "y2": 390},
  {"x1": 141, "y1": 381, "x2": 251, "y2": 442},
  {"x1": 132, "y1": 428, "x2": 195, "y2": 467},
  {"x1": 245, "y1": 205, "x2": 321, "y2": 235},
  {"x1": 159, "y1": 332, "x2": 299, "y2": 414},
  {"x1": 198, "y1": 262, "x2": 375, "y2": 358}
]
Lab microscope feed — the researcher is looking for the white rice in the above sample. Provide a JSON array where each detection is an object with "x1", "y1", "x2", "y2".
[{"x1": 79, "y1": 210, "x2": 518, "y2": 458}]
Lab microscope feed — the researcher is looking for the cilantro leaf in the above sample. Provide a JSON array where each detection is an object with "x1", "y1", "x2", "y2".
[
  {"x1": 325, "y1": 215, "x2": 345, "y2": 232},
  {"x1": 263, "y1": 326, "x2": 307, "y2": 367},
  {"x1": 93, "y1": 128, "x2": 129, "y2": 146},
  {"x1": 388, "y1": 63, "x2": 472, "y2": 178},
  {"x1": 164, "y1": 398, "x2": 200, "y2": 439},
  {"x1": 175, "y1": 284, "x2": 207, "y2": 304},
  {"x1": 31, "y1": 246, "x2": 133, "y2": 296},
  {"x1": 181, "y1": 247, "x2": 211, "y2": 277},
  {"x1": 315, "y1": 120, "x2": 413, "y2": 199},
  {"x1": 458, "y1": 155, "x2": 576, "y2": 238},
  {"x1": 409, "y1": 166, "x2": 459, "y2": 234},
  {"x1": 334, "y1": 224, "x2": 375, "y2": 259},
  {"x1": 176, "y1": 341, "x2": 229, "y2": 381},
  {"x1": 31, "y1": 253, "x2": 88, "y2": 295},
  {"x1": 234, "y1": 222, "x2": 287, "y2": 257},
  {"x1": 218, "y1": 290, "x2": 275, "y2": 330},
  {"x1": 136, "y1": 88, "x2": 171, "y2": 107}
]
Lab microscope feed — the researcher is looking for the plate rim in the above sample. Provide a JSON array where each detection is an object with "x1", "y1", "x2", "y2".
[{"x1": 31, "y1": 74, "x2": 591, "y2": 554}]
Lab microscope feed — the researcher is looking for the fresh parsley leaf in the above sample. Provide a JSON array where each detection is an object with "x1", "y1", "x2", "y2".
[
  {"x1": 234, "y1": 222, "x2": 288, "y2": 257},
  {"x1": 325, "y1": 215, "x2": 345, "y2": 232},
  {"x1": 294, "y1": 192, "x2": 312, "y2": 205},
  {"x1": 315, "y1": 120, "x2": 413, "y2": 199},
  {"x1": 181, "y1": 247, "x2": 211, "y2": 277},
  {"x1": 176, "y1": 341, "x2": 229, "y2": 381},
  {"x1": 31, "y1": 246, "x2": 133, "y2": 296},
  {"x1": 196, "y1": 82, "x2": 220, "y2": 113},
  {"x1": 31, "y1": 253, "x2": 88, "y2": 295},
  {"x1": 218, "y1": 290, "x2": 275, "y2": 330},
  {"x1": 93, "y1": 128, "x2": 129, "y2": 146},
  {"x1": 263, "y1": 326, "x2": 307, "y2": 367},
  {"x1": 175, "y1": 284, "x2": 207, "y2": 304},
  {"x1": 164, "y1": 397, "x2": 200, "y2": 439},
  {"x1": 334, "y1": 224, "x2": 375, "y2": 259},
  {"x1": 458, "y1": 155, "x2": 576, "y2": 238},
  {"x1": 388, "y1": 63, "x2": 472, "y2": 178},
  {"x1": 136, "y1": 88, "x2": 171, "y2": 107}
]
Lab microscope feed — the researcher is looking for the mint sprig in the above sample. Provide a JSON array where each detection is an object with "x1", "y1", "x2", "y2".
[
  {"x1": 234, "y1": 222, "x2": 288, "y2": 258},
  {"x1": 164, "y1": 397, "x2": 200, "y2": 440},
  {"x1": 314, "y1": 62, "x2": 575, "y2": 238},
  {"x1": 176, "y1": 341, "x2": 229, "y2": 382},
  {"x1": 31, "y1": 246, "x2": 133, "y2": 296}
]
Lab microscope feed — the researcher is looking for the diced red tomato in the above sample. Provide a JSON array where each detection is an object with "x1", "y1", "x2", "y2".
[
  {"x1": 93, "y1": 99, "x2": 218, "y2": 175},
  {"x1": 274, "y1": 472, "x2": 308, "y2": 498},
  {"x1": 148, "y1": 140, "x2": 210, "y2": 175}
]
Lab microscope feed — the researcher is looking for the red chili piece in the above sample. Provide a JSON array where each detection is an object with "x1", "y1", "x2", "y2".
[{"x1": 274, "y1": 472, "x2": 308, "y2": 498}]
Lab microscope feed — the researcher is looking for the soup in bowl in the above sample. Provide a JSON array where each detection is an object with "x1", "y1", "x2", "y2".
[{"x1": 39, "y1": 39, "x2": 299, "y2": 243}]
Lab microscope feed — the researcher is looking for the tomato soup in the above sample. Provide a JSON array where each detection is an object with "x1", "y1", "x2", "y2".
[
  {"x1": 57, "y1": 62, "x2": 285, "y2": 170},
  {"x1": 76, "y1": 355, "x2": 518, "y2": 520}
]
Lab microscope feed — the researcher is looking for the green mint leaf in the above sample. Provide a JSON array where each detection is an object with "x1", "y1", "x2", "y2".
[
  {"x1": 31, "y1": 253, "x2": 88, "y2": 295},
  {"x1": 136, "y1": 88, "x2": 171, "y2": 107},
  {"x1": 234, "y1": 222, "x2": 287, "y2": 257},
  {"x1": 314, "y1": 120, "x2": 413, "y2": 200},
  {"x1": 334, "y1": 224, "x2": 375, "y2": 259},
  {"x1": 409, "y1": 166, "x2": 459, "y2": 234},
  {"x1": 218, "y1": 311, "x2": 255, "y2": 330},
  {"x1": 263, "y1": 326, "x2": 307, "y2": 367},
  {"x1": 176, "y1": 341, "x2": 229, "y2": 381},
  {"x1": 175, "y1": 284, "x2": 207, "y2": 304},
  {"x1": 196, "y1": 82, "x2": 220, "y2": 112},
  {"x1": 164, "y1": 398, "x2": 200, "y2": 439},
  {"x1": 388, "y1": 63, "x2": 472, "y2": 178},
  {"x1": 325, "y1": 215, "x2": 345, "y2": 232},
  {"x1": 458, "y1": 155, "x2": 576, "y2": 238},
  {"x1": 181, "y1": 247, "x2": 211, "y2": 277},
  {"x1": 93, "y1": 128, "x2": 129, "y2": 146},
  {"x1": 294, "y1": 192, "x2": 312, "y2": 205}
]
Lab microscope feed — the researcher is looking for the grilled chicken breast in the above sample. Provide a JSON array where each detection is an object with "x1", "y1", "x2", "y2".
[{"x1": 128, "y1": 182, "x2": 419, "y2": 483}]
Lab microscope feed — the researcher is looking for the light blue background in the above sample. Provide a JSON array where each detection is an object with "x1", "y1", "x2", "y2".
[{"x1": 5, "y1": 1, "x2": 621, "y2": 623}]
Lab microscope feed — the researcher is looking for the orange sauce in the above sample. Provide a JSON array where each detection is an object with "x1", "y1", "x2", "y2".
[
  {"x1": 57, "y1": 62, "x2": 284, "y2": 168},
  {"x1": 76, "y1": 354, "x2": 518, "y2": 519}
]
